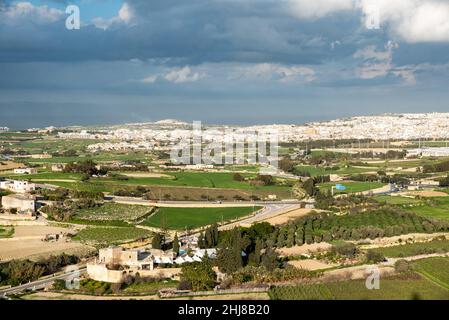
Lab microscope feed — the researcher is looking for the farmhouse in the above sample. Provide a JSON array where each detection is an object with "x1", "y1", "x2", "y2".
[
  {"x1": 87, "y1": 247, "x2": 156, "y2": 283},
  {"x1": 1, "y1": 194, "x2": 36, "y2": 213},
  {"x1": 14, "y1": 168, "x2": 38, "y2": 174},
  {"x1": 87, "y1": 246, "x2": 216, "y2": 283},
  {"x1": 51, "y1": 164, "x2": 66, "y2": 172}
]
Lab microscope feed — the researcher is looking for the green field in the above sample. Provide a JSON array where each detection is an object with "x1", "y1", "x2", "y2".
[
  {"x1": 140, "y1": 206, "x2": 261, "y2": 230},
  {"x1": 405, "y1": 197, "x2": 449, "y2": 222},
  {"x1": 74, "y1": 202, "x2": 153, "y2": 222},
  {"x1": 27, "y1": 152, "x2": 150, "y2": 164},
  {"x1": 371, "y1": 239, "x2": 449, "y2": 258},
  {"x1": 5, "y1": 171, "x2": 82, "y2": 181},
  {"x1": 317, "y1": 181, "x2": 385, "y2": 194},
  {"x1": 5, "y1": 171, "x2": 292, "y2": 194},
  {"x1": 102, "y1": 172, "x2": 290, "y2": 191},
  {"x1": 374, "y1": 195, "x2": 423, "y2": 205},
  {"x1": 413, "y1": 257, "x2": 449, "y2": 290},
  {"x1": 269, "y1": 276, "x2": 449, "y2": 300},
  {"x1": 0, "y1": 227, "x2": 14, "y2": 238},
  {"x1": 294, "y1": 165, "x2": 376, "y2": 177},
  {"x1": 73, "y1": 226, "x2": 152, "y2": 245}
]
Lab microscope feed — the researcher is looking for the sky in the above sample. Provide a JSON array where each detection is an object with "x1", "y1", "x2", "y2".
[{"x1": 1, "y1": 0, "x2": 449, "y2": 128}]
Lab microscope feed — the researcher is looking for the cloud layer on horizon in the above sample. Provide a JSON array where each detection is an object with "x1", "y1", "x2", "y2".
[{"x1": 1, "y1": 0, "x2": 449, "y2": 126}]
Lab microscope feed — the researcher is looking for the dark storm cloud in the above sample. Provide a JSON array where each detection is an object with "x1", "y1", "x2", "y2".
[{"x1": 0, "y1": 0, "x2": 363, "y2": 65}]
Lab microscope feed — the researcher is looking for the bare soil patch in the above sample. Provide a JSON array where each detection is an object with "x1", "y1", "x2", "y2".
[
  {"x1": 0, "y1": 161, "x2": 25, "y2": 171},
  {"x1": 261, "y1": 208, "x2": 314, "y2": 225},
  {"x1": 287, "y1": 259, "x2": 337, "y2": 271},
  {"x1": 122, "y1": 172, "x2": 172, "y2": 178},
  {"x1": 404, "y1": 190, "x2": 448, "y2": 197},
  {"x1": 277, "y1": 243, "x2": 333, "y2": 256},
  {"x1": 0, "y1": 225, "x2": 93, "y2": 262}
]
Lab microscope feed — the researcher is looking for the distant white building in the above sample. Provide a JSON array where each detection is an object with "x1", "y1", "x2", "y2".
[
  {"x1": 185, "y1": 164, "x2": 214, "y2": 170},
  {"x1": 0, "y1": 180, "x2": 36, "y2": 193},
  {"x1": 407, "y1": 147, "x2": 449, "y2": 158},
  {"x1": 14, "y1": 168, "x2": 38, "y2": 175},
  {"x1": 0, "y1": 127, "x2": 9, "y2": 132}
]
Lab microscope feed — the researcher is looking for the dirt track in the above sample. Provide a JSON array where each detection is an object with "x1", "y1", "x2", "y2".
[{"x1": 0, "y1": 225, "x2": 93, "y2": 262}]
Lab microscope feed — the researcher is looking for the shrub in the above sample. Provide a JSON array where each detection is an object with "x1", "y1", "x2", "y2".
[
  {"x1": 395, "y1": 259, "x2": 411, "y2": 273},
  {"x1": 365, "y1": 250, "x2": 385, "y2": 263}
]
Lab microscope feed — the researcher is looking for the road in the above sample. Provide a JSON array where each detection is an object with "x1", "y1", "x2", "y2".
[
  {"x1": 219, "y1": 203, "x2": 302, "y2": 230},
  {"x1": 0, "y1": 267, "x2": 86, "y2": 298}
]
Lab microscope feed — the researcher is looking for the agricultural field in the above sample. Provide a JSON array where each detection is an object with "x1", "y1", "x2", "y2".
[
  {"x1": 269, "y1": 276, "x2": 449, "y2": 300},
  {"x1": 5, "y1": 171, "x2": 82, "y2": 181},
  {"x1": 294, "y1": 165, "x2": 376, "y2": 177},
  {"x1": 72, "y1": 226, "x2": 152, "y2": 245},
  {"x1": 0, "y1": 226, "x2": 14, "y2": 238},
  {"x1": 373, "y1": 195, "x2": 423, "y2": 206},
  {"x1": 104, "y1": 172, "x2": 291, "y2": 191},
  {"x1": 140, "y1": 206, "x2": 261, "y2": 230},
  {"x1": 11, "y1": 139, "x2": 97, "y2": 155},
  {"x1": 404, "y1": 197, "x2": 449, "y2": 222},
  {"x1": 317, "y1": 181, "x2": 385, "y2": 194},
  {"x1": 413, "y1": 257, "x2": 449, "y2": 290},
  {"x1": 276, "y1": 209, "x2": 448, "y2": 247},
  {"x1": 5, "y1": 170, "x2": 293, "y2": 194},
  {"x1": 27, "y1": 152, "x2": 150, "y2": 164},
  {"x1": 370, "y1": 238, "x2": 449, "y2": 258},
  {"x1": 73, "y1": 203, "x2": 153, "y2": 223}
]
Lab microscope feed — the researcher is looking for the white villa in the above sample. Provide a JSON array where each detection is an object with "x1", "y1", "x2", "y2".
[
  {"x1": 0, "y1": 179, "x2": 36, "y2": 193},
  {"x1": 14, "y1": 168, "x2": 38, "y2": 175}
]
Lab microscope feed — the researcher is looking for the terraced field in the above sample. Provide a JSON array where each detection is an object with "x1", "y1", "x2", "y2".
[
  {"x1": 72, "y1": 226, "x2": 152, "y2": 245},
  {"x1": 294, "y1": 165, "x2": 376, "y2": 177},
  {"x1": 371, "y1": 239, "x2": 449, "y2": 258},
  {"x1": 73, "y1": 203, "x2": 153, "y2": 222},
  {"x1": 373, "y1": 195, "x2": 423, "y2": 205},
  {"x1": 413, "y1": 257, "x2": 449, "y2": 290},
  {"x1": 405, "y1": 197, "x2": 449, "y2": 222},
  {"x1": 269, "y1": 276, "x2": 449, "y2": 300}
]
